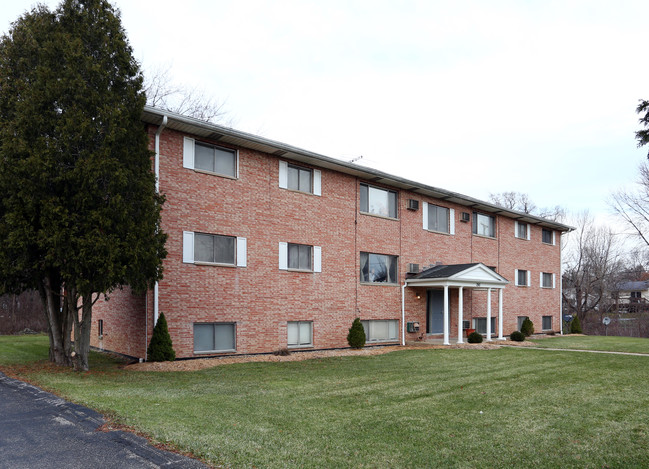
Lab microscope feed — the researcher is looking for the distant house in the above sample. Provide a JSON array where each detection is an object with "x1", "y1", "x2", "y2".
[
  {"x1": 612, "y1": 281, "x2": 649, "y2": 313},
  {"x1": 91, "y1": 106, "x2": 572, "y2": 360}
]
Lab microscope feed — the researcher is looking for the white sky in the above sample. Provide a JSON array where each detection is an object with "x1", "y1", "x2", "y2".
[{"x1": 2, "y1": 0, "x2": 649, "y2": 228}]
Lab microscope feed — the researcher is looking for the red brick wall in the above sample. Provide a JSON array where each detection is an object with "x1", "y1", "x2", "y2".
[{"x1": 93, "y1": 125, "x2": 563, "y2": 359}]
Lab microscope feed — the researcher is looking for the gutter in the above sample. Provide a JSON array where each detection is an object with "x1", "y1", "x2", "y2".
[
  {"x1": 153, "y1": 115, "x2": 167, "y2": 326},
  {"x1": 401, "y1": 281, "x2": 407, "y2": 346}
]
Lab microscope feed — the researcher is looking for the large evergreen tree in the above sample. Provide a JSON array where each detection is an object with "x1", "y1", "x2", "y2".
[{"x1": 0, "y1": 0, "x2": 167, "y2": 371}]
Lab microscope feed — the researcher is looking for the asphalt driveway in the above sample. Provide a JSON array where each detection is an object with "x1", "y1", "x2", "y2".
[{"x1": 0, "y1": 372, "x2": 208, "y2": 468}]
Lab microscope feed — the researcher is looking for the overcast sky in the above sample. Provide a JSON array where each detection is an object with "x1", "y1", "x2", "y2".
[{"x1": 2, "y1": 0, "x2": 649, "y2": 229}]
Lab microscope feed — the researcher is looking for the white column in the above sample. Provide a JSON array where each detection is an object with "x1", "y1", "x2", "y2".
[
  {"x1": 457, "y1": 286, "x2": 464, "y2": 344},
  {"x1": 498, "y1": 288, "x2": 505, "y2": 340},
  {"x1": 443, "y1": 285, "x2": 450, "y2": 345},
  {"x1": 486, "y1": 288, "x2": 492, "y2": 341}
]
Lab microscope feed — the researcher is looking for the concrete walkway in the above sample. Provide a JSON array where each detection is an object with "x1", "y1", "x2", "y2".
[
  {"x1": 497, "y1": 344, "x2": 649, "y2": 356},
  {"x1": 0, "y1": 372, "x2": 208, "y2": 469}
]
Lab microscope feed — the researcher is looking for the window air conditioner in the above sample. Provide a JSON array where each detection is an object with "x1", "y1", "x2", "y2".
[
  {"x1": 407, "y1": 263, "x2": 420, "y2": 274},
  {"x1": 407, "y1": 199, "x2": 419, "y2": 211},
  {"x1": 461, "y1": 212, "x2": 471, "y2": 222}
]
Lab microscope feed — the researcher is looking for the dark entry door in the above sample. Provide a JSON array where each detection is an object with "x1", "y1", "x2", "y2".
[{"x1": 427, "y1": 290, "x2": 445, "y2": 334}]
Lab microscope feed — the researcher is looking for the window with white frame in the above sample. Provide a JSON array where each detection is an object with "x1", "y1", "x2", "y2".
[
  {"x1": 423, "y1": 202, "x2": 454, "y2": 234},
  {"x1": 278, "y1": 161, "x2": 321, "y2": 195},
  {"x1": 542, "y1": 228, "x2": 555, "y2": 245},
  {"x1": 361, "y1": 319, "x2": 399, "y2": 342},
  {"x1": 515, "y1": 221, "x2": 530, "y2": 240},
  {"x1": 541, "y1": 272, "x2": 555, "y2": 288},
  {"x1": 542, "y1": 316, "x2": 552, "y2": 331},
  {"x1": 360, "y1": 252, "x2": 398, "y2": 284},
  {"x1": 279, "y1": 242, "x2": 321, "y2": 272},
  {"x1": 631, "y1": 291, "x2": 642, "y2": 299},
  {"x1": 193, "y1": 323, "x2": 236, "y2": 353},
  {"x1": 473, "y1": 317, "x2": 496, "y2": 335},
  {"x1": 287, "y1": 321, "x2": 313, "y2": 347},
  {"x1": 183, "y1": 137, "x2": 237, "y2": 178},
  {"x1": 473, "y1": 212, "x2": 496, "y2": 237},
  {"x1": 360, "y1": 183, "x2": 397, "y2": 218},
  {"x1": 183, "y1": 231, "x2": 247, "y2": 267},
  {"x1": 515, "y1": 269, "x2": 530, "y2": 287}
]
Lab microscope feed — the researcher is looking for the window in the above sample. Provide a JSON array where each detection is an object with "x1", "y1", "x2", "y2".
[
  {"x1": 193, "y1": 323, "x2": 236, "y2": 353},
  {"x1": 360, "y1": 252, "x2": 398, "y2": 284},
  {"x1": 98, "y1": 319, "x2": 103, "y2": 338},
  {"x1": 542, "y1": 228, "x2": 555, "y2": 245},
  {"x1": 474, "y1": 317, "x2": 496, "y2": 335},
  {"x1": 423, "y1": 202, "x2": 454, "y2": 234},
  {"x1": 462, "y1": 320, "x2": 470, "y2": 330},
  {"x1": 515, "y1": 221, "x2": 529, "y2": 240},
  {"x1": 279, "y1": 242, "x2": 321, "y2": 272},
  {"x1": 542, "y1": 316, "x2": 552, "y2": 331},
  {"x1": 631, "y1": 291, "x2": 642, "y2": 299},
  {"x1": 183, "y1": 232, "x2": 247, "y2": 267},
  {"x1": 360, "y1": 183, "x2": 397, "y2": 218},
  {"x1": 516, "y1": 269, "x2": 530, "y2": 287},
  {"x1": 541, "y1": 272, "x2": 555, "y2": 288},
  {"x1": 287, "y1": 321, "x2": 313, "y2": 347},
  {"x1": 183, "y1": 137, "x2": 237, "y2": 178},
  {"x1": 473, "y1": 212, "x2": 495, "y2": 237},
  {"x1": 279, "y1": 161, "x2": 321, "y2": 195},
  {"x1": 361, "y1": 320, "x2": 399, "y2": 342},
  {"x1": 517, "y1": 316, "x2": 528, "y2": 331}
]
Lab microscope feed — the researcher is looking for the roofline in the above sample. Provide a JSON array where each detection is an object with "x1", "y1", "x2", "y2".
[{"x1": 142, "y1": 105, "x2": 574, "y2": 232}]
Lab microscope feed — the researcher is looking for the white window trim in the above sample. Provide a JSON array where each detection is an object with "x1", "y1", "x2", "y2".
[
  {"x1": 279, "y1": 242, "x2": 321, "y2": 272},
  {"x1": 422, "y1": 202, "x2": 455, "y2": 235},
  {"x1": 278, "y1": 160, "x2": 321, "y2": 196},
  {"x1": 362, "y1": 319, "x2": 399, "y2": 343},
  {"x1": 515, "y1": 269, "x2": 531, "y2": 287},
  {"x1": 540, "y1": 272, "x2": 556, "y2": 289},
  {"x1": 182, "y1": 231, "x2": 246, "y2": 267},
  {"x1": 183, "y1": 136, "x2": 239, "y2": 178},
  {"x1": 515, "y1": 221, "x2": 530, "y2": 240},
  {"x1": 542, "y1": 228, "x2": 556, "y2": 246},
  {"x1": 542, "y1": 315, "x2": 553, "y2": 331}
]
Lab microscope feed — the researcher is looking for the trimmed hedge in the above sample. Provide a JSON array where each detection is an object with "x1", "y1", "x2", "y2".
[
  {"x1": 467, "y1": 331, "x2": 483, "y2": 343},
  {"x1": 510, "y1": 330, "x2": 525, "y2": 342},
  {"x1": 521, "y1": 317, "x2": 534, "y2": 337},
  {"x1": 570, "y1": 315, "x2": 583, "y2": 334},
  {"x1": 347, "y1": 318, "x2": 366, "y2": 349},
  {"x1": 147, "y1": 313, "x2": 175, "y2": 362}
]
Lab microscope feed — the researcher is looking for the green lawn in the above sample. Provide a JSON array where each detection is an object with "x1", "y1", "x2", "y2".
[
  {"x1": 530, "y1": 335, "x2": 649, "y2": 354},
  {"x1": 1, "y1": 335, "x2": 649, "y2": 468}
]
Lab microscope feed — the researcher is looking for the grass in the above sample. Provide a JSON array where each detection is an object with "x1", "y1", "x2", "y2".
[
  {"x1": 1, "y1": 335, "x2": 649, "y2": 468},
  {"x1": 530, "y1": 335, "x2": 649, "y2": 354}
]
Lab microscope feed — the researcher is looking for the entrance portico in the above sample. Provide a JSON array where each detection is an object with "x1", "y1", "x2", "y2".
[{"x1": 404, "y1": 263, "x2": 509, "y2": 345}]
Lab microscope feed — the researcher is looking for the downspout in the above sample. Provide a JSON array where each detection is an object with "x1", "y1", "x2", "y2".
[
  {"x1": 401, "y1": 281, "x2": 407, "y2": 346},
  {"x1": 153, "y1": 116, "x2": 167, "y2": 327},
  {"x1": 560, "y1": 232, "x2": 564, "y2": 335}
]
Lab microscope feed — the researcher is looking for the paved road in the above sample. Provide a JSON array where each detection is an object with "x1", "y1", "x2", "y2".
[{"x1": 0, "y1": 372, "x2": 208, "y2": 469}]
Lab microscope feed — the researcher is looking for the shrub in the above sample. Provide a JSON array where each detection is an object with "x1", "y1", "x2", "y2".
[
  {"x1": 570, "y1": 315, "x2": 583, "y2": 334},
  {"x1": 347, "y1": 318, "x2": 366, "y2": 349},
  {"x1": 467, "y1": 331, "x2": 483, "y2": 343},
  {"x1": 273, "y1": 348, "x2": 291, "y2": 356},
  {"x1": 147, "y1": 313, "x2": 175, "y2": 362},
  {"x1": 510, "y1": 330, "x2": 525, "y2": 342},
  {"x1": 520, "y1": 317, "x2": 534, "y2": 337}
]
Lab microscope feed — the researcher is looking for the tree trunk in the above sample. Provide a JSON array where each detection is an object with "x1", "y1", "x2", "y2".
[
  {"x1": 72, "y1": 293, "x2": 93, "y2": 372},
  {"x1": 37, "y1": 273, "x2": 73, "y2": 367}
]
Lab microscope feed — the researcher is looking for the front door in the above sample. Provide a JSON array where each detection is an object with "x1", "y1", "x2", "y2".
[{"x1": 427, "y1": 290, "x2": 445, "y2": 334}]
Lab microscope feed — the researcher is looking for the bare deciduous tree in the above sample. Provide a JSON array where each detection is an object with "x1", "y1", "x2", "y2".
[
  {"x1": 611, "y1": 162, "x2": 649, "y2": 247},
  {"x1": 489, "y1": 191, "x2": 566, "y2": 222},
  {"x1": 562, "y1": 212, "x2": 623, "y2": 320},
  {"x1": 143, "y1": 64, "x2": 230, "y2": 125}
]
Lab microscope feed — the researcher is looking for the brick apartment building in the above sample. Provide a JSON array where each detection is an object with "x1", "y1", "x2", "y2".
[{"x1": 92, "y1": 106, "x2": 572, "y2": 360}]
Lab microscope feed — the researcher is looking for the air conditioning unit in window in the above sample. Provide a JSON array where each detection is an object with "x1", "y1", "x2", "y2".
[
  {"x1": 461, "y1": 212, "x2": 471, "y2": 222},
  {"x1": 407, "y1": 263, "x2": 420, "y2": 274},
  {"x1": 407, "y1": 199, "x2": 419, "y2": 211}
]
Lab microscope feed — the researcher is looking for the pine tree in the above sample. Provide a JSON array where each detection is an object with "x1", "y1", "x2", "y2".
[
  {"x1": 0, "y1": 0, "x2": 167, "y2": 370},
  {"x1": 521, "y1": 317, "x2": 534, "y2": 337},
  {"x1": 347, "y1": 318, "x2": 366, "y2": 349},
  {"x1": 570, "y1": 315, "x2": 583, "y2": 334},
  {"x1": 147, "y1": 313, "x2": 175, "y2": 362}
]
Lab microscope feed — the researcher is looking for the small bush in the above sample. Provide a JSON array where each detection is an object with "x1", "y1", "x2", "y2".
[
  {"x1": 467, "y1": 331, "x2": 483, "y2": 343},
  {"x1": 521, "y1": 317, "x2": 534, "y2": 337},
  {"x1": 347, "y1": 318, "x2": 366, "y2": 349},
  {"x1": 147, "y1": 313, "x2": 175, "y2": 362},
  {"x1": 570, "y1": 315, "x2": 583, "y2": 334},
  {"x1": 510, "y1": 330, "x2": 525, "y2": 342},
  {"x1": 273, "y1": 348, "x2": 291, "y2": 356}
]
